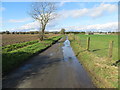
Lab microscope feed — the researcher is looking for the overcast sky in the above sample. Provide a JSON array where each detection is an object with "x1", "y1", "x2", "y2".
[{"x1": 1, "y1": 1, "x2": 118, "y2": 32}]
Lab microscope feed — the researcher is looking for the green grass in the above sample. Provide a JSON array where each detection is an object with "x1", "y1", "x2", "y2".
[
  {"x1": 77, "y1": 34, "x2": 118, "y2": 61},
  {"x1": 69, "y1": 34, "x2": 118, "y2": 88},
  {"x1": 2, "y1": 35, "x2": 62, "y2": 75},
  {"x1": 2, "y1": 35, "x2": 63, "y2": 53},
  {"x1": 2, "y1": 40, "x2": 39, "y2": 53}
]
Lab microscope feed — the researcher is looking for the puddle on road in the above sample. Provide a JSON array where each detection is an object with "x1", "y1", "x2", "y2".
[
  {"x1": 49, "y1": 53, "x2": 54, "y2": 56},
  {"x1": 62, "y1": 36, "x2": 77, "y2": 62},
  {"x1": 62, "y1": 37, "x2": 95, "y2": 88}
]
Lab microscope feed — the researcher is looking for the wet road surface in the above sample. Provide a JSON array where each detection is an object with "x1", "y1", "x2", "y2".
[{"x1": 3, "y1": 37, "x2": 95, "y2": 88}]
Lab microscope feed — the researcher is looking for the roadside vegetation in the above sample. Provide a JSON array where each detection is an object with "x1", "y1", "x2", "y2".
[
  {"x1": 2, "y1": 40, "x2": 39, "y2": 53},
  {"x1": 2, "y1": 35, "x2": 62, "y2": 75},
  {"x1": 69, "y1": 34, "x2": 118, "y2": 88}
]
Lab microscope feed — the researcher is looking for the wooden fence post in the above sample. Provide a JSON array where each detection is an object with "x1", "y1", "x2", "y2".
[
  {"x1": 78, "y1": 38, "x2": 80, "y2": 45},
  {"x1": 108, "y1": 41, "x2": 114, "y2": 58},
  {"x1": 74, "y1": 35, "x2": 76, "y2": 40},
  {"x1": 86, "y1": 37, "x2": 90, "y2": 51},
  {"x1": 73, "y1": 34, "x2": 75, "y2": 40}
]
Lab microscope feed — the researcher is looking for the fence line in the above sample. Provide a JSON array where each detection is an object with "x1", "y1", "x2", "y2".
[
  {"x1": 70, "y1": 34, "x2": 114, "y2": 58},
  {"x1": 86, "y1": 37, "x2": 90, "y2": 51},
  {"x1": 108, "y1": 41, "x2": 114, "y2": 58}
]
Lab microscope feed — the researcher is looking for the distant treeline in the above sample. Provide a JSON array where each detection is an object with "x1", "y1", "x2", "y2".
[
  {"x1": 0, "y1": 31, "x2": 119, "y2": 35},
  {"x1": 0, "y1": 31, "x2": 85, "y2": 34},
  {"x1": 0, "y1": 31, "x2": 58, "y2": 34}
]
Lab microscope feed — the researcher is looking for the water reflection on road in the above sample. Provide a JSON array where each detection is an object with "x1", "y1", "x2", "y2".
[
  {"x1": 62, "y1": 36, "x2": 95, "y2": 88},
  {"x1": 62, "y1": 36, "x2": 79, "y2": 62}
]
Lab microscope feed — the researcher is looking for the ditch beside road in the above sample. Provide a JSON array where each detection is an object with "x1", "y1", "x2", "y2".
[{"x1": 3, "y1": 37, "x2": 95, "y2": 88}]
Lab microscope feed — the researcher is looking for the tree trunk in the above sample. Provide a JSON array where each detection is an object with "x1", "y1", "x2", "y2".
[{"x1": 39, "y1": 25, "x2": 45, "y2": 41}]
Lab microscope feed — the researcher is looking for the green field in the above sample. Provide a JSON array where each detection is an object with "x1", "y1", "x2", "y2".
[
  {"x1": 77, "y1": 34, "x2": 118, "y2": 62},
  {"x1": 69, "y1": 34, "x2": 118, "y2": 88},
  {"x1": 2, "y1": 35, "x2": 62, "y2": 75}
]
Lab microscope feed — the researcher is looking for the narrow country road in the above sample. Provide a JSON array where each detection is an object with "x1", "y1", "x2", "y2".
[{"x1": 3, "y1": 37, "x2": 95, "y2": 88}]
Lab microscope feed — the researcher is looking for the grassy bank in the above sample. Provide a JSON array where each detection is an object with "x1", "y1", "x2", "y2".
[
  {"x1": 3, "y1": 35, "x2": 62, "y2": 75},
  {"x1": 69, "y1": 34, "x2": 118, "y2": 88}
]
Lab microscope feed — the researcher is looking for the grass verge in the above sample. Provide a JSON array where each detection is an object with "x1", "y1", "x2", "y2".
[{"x1": 69, "y1": 35, "x2": 118, "y2": 88}]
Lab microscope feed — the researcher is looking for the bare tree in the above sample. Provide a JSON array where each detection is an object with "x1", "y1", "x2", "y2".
[
  {"x1": 60, "y1": 28, "x2": 65, "y2": 34},
  {"x1": 29, "y1": 2, "x2": 57, "y2": 41}
]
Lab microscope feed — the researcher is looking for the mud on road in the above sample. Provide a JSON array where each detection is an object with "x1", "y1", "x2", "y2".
[{"x1": 3, "y1": 37, "x2": 95, "y2": 88}]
